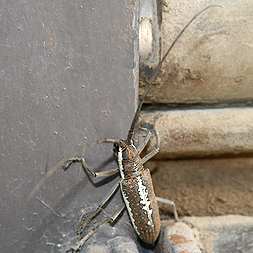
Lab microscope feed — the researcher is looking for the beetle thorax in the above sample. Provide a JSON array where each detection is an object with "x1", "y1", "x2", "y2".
[{"x1": 116, "y1": 140, "x2": 142, "y2": 179}]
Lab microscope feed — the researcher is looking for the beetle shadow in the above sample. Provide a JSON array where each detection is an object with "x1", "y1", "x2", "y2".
[
  {"x1": 139, "y1": 240, "x2": 157, "y2": 251},
  {"x1": 22, "y1": 177, "x2": 90, "y2": 253},
  {"x1": 138, "y1": 229, "x2": 166, "y2": 253},
  {"x1": 22, "y1": 152, "x2": 121, "y2": 252},
  {"x1": 23, "y1": 170, "x2": 122, "y2": 253}
]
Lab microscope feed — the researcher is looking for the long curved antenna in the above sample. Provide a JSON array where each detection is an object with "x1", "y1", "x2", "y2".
[
  {"x1": 126, "y1": 4, "x2": 222, "y2": 142},
  {"x1": 150, "y1": 4, "x2": 222, "y2": 82},
  {"x1": 127, "y1": 79, "x2": 152, "y2": 142}
]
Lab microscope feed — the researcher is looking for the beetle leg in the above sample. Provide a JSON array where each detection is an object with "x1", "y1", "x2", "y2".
[
  {"x1": 28, "y1": 157, "x2": 118, "y2": 201},
  {"x1": 77, "y1": 180, "x2": 121, "y2": 236},
  {"x1": 97, "y1": 138, "x2": 119, "y2": 144},
  {"x1": 156, "y1": 196, "x2": 179, "y2": 221},
  {"x1": 137, "y1": 127, "x2": 152, "y2": 154},
  {"x1": 140, "y1": 129, "x2": 160, "y2": 164},
  {"x1": 69, "y1": 205, "x2": 125, "y2": 252},
  {"x1": 62, "y1": 157, "x2": 119, "y2": 178}
]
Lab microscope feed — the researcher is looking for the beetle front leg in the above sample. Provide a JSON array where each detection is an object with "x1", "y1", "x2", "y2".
[
  {"x1": 97, "y1": 138, "x2": 119, "y2": 144},
  {"x1": 137, "y1": 127, "x2": 153, "y2": 154},
  {"x1": 140, "y1": 129, "x2": 160, "y2": 165},
  {"x1": 62, "y1": 157, "x2": 119, "y2": 178}
]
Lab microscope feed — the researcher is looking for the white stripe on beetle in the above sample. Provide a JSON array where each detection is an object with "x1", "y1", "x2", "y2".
[
  {"x1": 118, "y1": 147, "x2": 125, "y2": 179},
  {"x1": 118, "y1": 147, "x2": 140, "y2": 234},
  {"x1": 136, "y1": 176, "x2": 153, "y2": 227},
  {"x1": 118, "y1": 145, "x2": 153, "y2": 230}
]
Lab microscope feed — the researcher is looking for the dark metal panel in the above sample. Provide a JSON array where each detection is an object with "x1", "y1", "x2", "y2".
[{"x1": 0, "y1": 0, "x2": 138, "y2": 252}]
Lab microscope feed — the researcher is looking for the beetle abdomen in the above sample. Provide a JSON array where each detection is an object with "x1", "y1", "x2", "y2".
[{"x1": 120, "y1": 169, "x2": 160, "y2": 244}]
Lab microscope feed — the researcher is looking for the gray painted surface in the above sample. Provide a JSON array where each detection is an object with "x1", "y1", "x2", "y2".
[{"x1": 0, "y1": 0, "x2": 139, "y2": 252}]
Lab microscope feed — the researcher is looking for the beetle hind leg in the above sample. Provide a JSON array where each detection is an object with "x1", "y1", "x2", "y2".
[
  {"x1": 77, "y1": 181, "x2": 121, "y2": 237},
  {"x1": 68, "y1": 205, "x2": 125, "y2": 252},
  {"x1": 156, "y1": 196, "x2": 179, "y2": 221}
]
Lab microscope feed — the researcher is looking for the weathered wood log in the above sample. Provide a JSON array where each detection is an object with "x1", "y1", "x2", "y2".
[
  {"x1": 140, "y1": 0, "x2": 253, "y2": 104},
  {"x1": 149, "y1": 158, "x2": 253, "y2": 216},
  {"x1": 143, "y1": 108, "x2": 253, "y2": 159},
  {"x1": 161, "y1": 222, "x2": 202, "y2": 253},
  {"x1": 183, "y1": 216, "x2": 253, "y2": 253}
]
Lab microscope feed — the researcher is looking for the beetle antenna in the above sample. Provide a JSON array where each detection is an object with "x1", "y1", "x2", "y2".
[
  {"x1": 127, "y1": 4, "x2": 222, "y2": 142},
  {"x1": 150, "y1": 4, "x2": 222, "y2": 82},
  {"x1": 127, "y1": 80, "x2": 151, "y2": 143}
]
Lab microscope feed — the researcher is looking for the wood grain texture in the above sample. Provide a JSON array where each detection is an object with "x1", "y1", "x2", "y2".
[
  {"x1": 143, "y1": 108, "x2": 253, "y2": 159},
  {"x1": 140, "y1": 0, "x2": 253, "y2": 104},
  {"x1": 149, "y1": 158, "x2": 253, "y2": 216}
]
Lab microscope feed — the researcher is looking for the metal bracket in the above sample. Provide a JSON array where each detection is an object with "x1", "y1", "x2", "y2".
[{"x1": 139, "y1": 0, "x2": 160, "y2": 74}]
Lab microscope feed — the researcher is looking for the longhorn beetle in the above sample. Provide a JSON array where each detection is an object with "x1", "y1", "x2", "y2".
[
  {"x1": 29, "y1": 5, "x2": 222, "y2": 252},
  {"x1": 63, "y1": 5, "x2": 222, "y2": 251}
]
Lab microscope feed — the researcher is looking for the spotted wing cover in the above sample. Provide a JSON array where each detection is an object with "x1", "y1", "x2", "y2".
[{"x1": 120, "y1": 169, "x2": 160, "y2": 244}]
